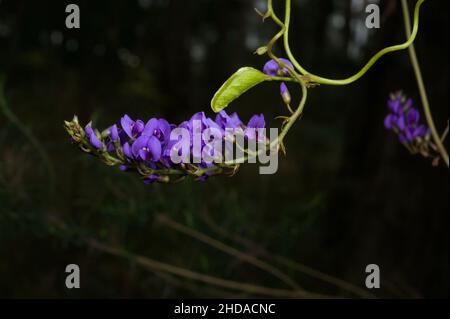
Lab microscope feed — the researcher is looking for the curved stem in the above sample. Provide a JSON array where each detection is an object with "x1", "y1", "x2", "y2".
[
  {"x1": 400, "y1": 0, "x2": 449, "y2": 167},
  {"x1": 283, "y1": 0, "x2": 426, "y2": 86},
  {"x1": 277, "y1": 74, "x2": 307, "y2": 144}
]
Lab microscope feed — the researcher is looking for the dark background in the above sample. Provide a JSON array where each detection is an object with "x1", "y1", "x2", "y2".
[{"x1": 0, "y1": 0, "x2": 448, "y2": 298}]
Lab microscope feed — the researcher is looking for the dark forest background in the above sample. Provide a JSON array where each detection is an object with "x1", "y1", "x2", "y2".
[{"x1": 0, "y1": 0, "x2": 448, "y2": 298}]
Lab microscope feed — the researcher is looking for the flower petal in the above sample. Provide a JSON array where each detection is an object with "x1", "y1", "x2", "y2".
[
  {"x1": 123, "y1": 142, "x2": 133, "y2": 159},
  {"x1": 143, "y1": 118, "x2": 159, "y2": 136},
  {"x1": 121, "y1": 115, "x2": 134, "y2": 138},
  {"x1": 384, "y1": 114, "x2": 397, "y2": 130},
  {"x1": 147, "y1": 136, "x2": 162, "y2": 161},
  {"x1": 407, "y1": 108, "x2": 420, "y2": 126},
  {"x1": 89, "y1": 133, "x2": 104, "y2": 149},
  {"x1": 247, "y1": 114, "x2": 265, "y2": 129},
  {"x1": 110, "y1": 124, "x2": 119, "y2": 142},
  {"x1": 132, "y1": 135, "x2": 151, "y2": 158}
]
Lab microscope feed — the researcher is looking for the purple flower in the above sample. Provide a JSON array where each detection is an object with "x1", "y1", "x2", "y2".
[
  {"x1": 143, "y1": 118, "x2": 171, "y2": 144},
  {"x1": 109, "y1": 124, "x2": 119, "y2": 142},
  {"x1": 161, "y1": 140, "x2": 178, "y2": 167},
  {"x1": 85, "y1": 123, "x2": 104, "y2": 149},
  {"x1": 67, "y1": 109, "x2": 272, "y2": 184},
  {"x1": 280, "y1": 82, "x2": 291, "y2": 104},
  {"x1": 263, "y1": 59, "x2": 294, "y2": 102},
  {"x1": 132, "y1": 135, "x2": 162, "y2": 162},
  {"x1": 247, "y1": 114, "x2": 265, "y2": 129},
  {"x1": 384, "y1": 114, "x2": 398, "y2": 130},
  {"x1": 263, "y1": 58, "x2": 294, "y2": 77},
  {"x1": 384, "y1": 93, "x2": 430, "y2": 143},
  {"x1": 215, "y1": 110, "x2": 244, "y2": 130},
  {"x1": 123, "y1": 142, "x2": 134, "y2": 160},
  {"x1": 245, "y1": 114, "x2": 266, "y2": 141},
  {"x1": 121, "y1": 114, "x2": 145, "y2": 139},
  {"x1": 387, "y1": 99, "x2": 402, "y2": 113}
]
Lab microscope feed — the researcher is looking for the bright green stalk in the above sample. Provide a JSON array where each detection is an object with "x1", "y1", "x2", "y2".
[{"x1": 283, "y1": 0, "x2": 426, "y2": 86}]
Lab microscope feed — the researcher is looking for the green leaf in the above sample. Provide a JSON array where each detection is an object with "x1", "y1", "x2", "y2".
[{"x1": 211, "y1": 67, "x2": 270, "y2": 112}]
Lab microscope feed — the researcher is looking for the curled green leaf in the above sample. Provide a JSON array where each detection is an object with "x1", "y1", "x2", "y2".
[{"x1": 211, "y1": 67, "x2": 270, "y2": 112}]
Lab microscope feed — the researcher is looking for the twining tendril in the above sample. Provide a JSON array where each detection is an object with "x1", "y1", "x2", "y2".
[{"x1": 266, "y1": 0, "x2": 426, "y2": 86}]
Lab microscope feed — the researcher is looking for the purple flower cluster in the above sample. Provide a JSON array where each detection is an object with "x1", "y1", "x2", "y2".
[
  {"x1": 384, "y1": 92, "x2": 430, "y2": 144},
  {"x1": 263, "y1": 58, "x2": 294, "y2": 104},
  {"x1": 65, "y1": 111, "x2": 266, "y2": 184}
]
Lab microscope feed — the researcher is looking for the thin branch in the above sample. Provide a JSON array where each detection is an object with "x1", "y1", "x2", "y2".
[
  {"x1": 401, "y1": 0, "x2": 449, "y2": 167},
  {"x1": 440, "y1": 121, "x2": 449, "y2": 143},
  {"x1": 200, "y1": 210, "x2": 375, "y2": 299},
  {"x1": 85, "y1": 237, "x2": 327, "y2": 299},
  {"x1": 156, "y1": 214, "x2": 302, "y2": 291}
]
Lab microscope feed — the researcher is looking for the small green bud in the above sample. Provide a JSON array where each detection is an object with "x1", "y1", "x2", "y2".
[{"x1": 254, "y1": 46, "x2": 268, "y2": 56}]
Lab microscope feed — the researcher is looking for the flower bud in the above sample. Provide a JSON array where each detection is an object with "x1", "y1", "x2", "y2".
[
  {"x1": 280, "y1": 82, "x2": 291, "y2": 105},
  {"x1": 254, "y1": 46, "x2": 268, "y2": 56}
]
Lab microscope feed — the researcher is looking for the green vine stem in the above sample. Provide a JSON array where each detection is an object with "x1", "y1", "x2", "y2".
[
  {"x1": 282, "y1": 0, "x2": 426, "y2": 86},
  {"x1": 400, "y1": 0, "x2": 449, "y2": 167}
]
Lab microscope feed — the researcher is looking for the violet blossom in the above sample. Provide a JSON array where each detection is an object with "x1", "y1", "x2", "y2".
[
  {"x1": 263, "y1": 58, "x2": 294, "y2": 104},
  {"x1": 384, "y1": 92, "x2": 430, "y2": 144},
  {"x1": 65, "y1": 109, "x2": 268, "y2": 184}
]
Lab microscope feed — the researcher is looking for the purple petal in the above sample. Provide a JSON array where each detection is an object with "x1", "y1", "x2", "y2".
[
  {"x1": 138, "y1": 149, "x2": 149, "y2": 161},
  {"x1": 132, "y1": 135, "x2": 151, "y2": 158},
  {"x1": 215, "y1": 111, "x2": 228, "y2": 128},
  {"x1": 263, "y1": 58, "x2": 293, "y2": 77},
  {"x1": 146, "y1": 136, "x2": 162, "y2": 161},
  {"x1": 384, "y1": 114, "x2": 397, "y2": 130},
  {"x1": 107, "y1": 142, "x2": 115, "y2": 152},
  {"x1": 205, "y1": 117, "x2": 222, "y2": 131},
  {"x1": 89, "y1": 133, "x2": 104, "y2": 149},
  {"x1": 85, "y1": 123, "x2": 94, "y2": 137},
  {"x1": 263, "y1": 60, "x2": 279, "y2": 76},
  {"x1": 133, "y1": 120, "x2": 145, "y2": 137},
  {"x1": 123, "y1": 142, "x2": 133, "y2": 159},
  {"x1": 143, "y1": 118, "x2": 159, "y2": 136},
  {"x1": 413, "y1": 125, "x2": 429, "y2": 139},
  {"x1": 157, "y1": 119, "x2": 172, "y2": 144},
  {"x1": 388, "y1": 99, "x2": 402, "y2": 113},
  {"x1": 110, "y1": 124, "x2": 119, "y2": 142},
  {"x1": 190, "y1": 112, "x2": 207, "y2": 127},
  {"x1": 404, "y1": 98, "x2": 413, "y2": 110},
  {"x1": 228, "y1": 112, "x2": 243, "y2": 128},
  {"x1": 397, "y1": 115, "x2": 406, "y2": 131},
  {"x1": 280, "y1": 82, "x2": 288, "y2": 95},
  {"x1": 407, "y1": 108, "x2": 420, "y2": 126},
  {"x1": 247, "y1": 114, "x2": 265, "y2": 129},
  {"x1": 263, "y1": 59, "x2": 294, "y2": 76},
  {"x1": 405, "y1": 127, "x2": 415, "y2": 142},
  {"x1": 215, "y1": 111, "x2": 243, "y2": 129},
  {"x1": 121, "y1": 115, "x2": 134, "y2": 138}
]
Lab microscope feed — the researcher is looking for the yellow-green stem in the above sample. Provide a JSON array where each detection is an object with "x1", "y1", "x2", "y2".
[{"x1": 283, "y1": 0, "x2": 426, "y2": 86}]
